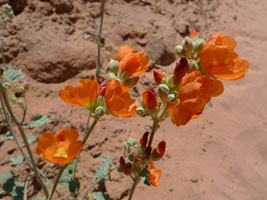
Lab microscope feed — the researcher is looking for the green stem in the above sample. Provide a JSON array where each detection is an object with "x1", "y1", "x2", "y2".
[
  {"x1": 0, "y1": 84, "x2": 49, "y2": 197},
  {"x1": 20, "y1": 94, "x2": 27, "y2": 125},
  {"x1": 72, "y1": 111, "x2": 91, "y2": 179},
  {"x1": 1, "y1": 22, "x2": 6, "y2": 68},
  {"x1": 147, "y1": 103, "x2": 169, "y2": 148},
  {"x1": 48, "y1": 165, "x2": 67, "y2": 200},
  {"x1": 128, "y1": 177, "x2": 140, "y2": 200},
  {"x1": 96, "y1": 0, "x2": 105, "y2": 78},
  {"x1": 82, "y1": 117, "x2": 99, "y2": 146}
]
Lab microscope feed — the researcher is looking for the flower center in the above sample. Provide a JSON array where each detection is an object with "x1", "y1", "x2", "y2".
[{"x1": 54, "y1": 147, "x2": 68, "y2": 158}]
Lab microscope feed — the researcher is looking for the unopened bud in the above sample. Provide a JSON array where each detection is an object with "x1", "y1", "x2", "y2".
[
  {"x1": 189, "y1": 30, "x2": 198, "y2": 38},
  {"x1": 167, "y1": 94, "x2": 176, "y2": 103},
  {"x1": 123, "y1": 162, "x2": 132, "y2": 174},
  {"x1": 140, "y1": 132, "x2": 149, "y2": 148},
  {"x1": 8, "y1": 94, "x2": 16, "y2": 103},
  {"x1": 145, "y1": 146, "x2": 152, "y2": 158},
  {"x1": 142, "y1": 88, "x2": 157, "y2": 110},
  {"x1": 137, "y1": 106, "x2": 146, "y2": 117},
  {"x1": 134, "y1": 156, "x2": 141, "y2": 163},
  {"x1": 158, "y1": 84, "x2": 169, "y2": 97},
  {"x1": 23, "y1": 81, "x2": 30, "y2": 91},
  {"x1": 3, "y1": 82, "x2": 11, "y2": 90},
  {"x1": 119, "y1": 156, "x2": 125, "y2": 166},
  {"x1": 173, "y1": 57, "x2": 188, "y2": 83},
  {"x1": 152, "y1": 141, "x2": 166, "y2": 160},
  {"x1": 193, "y1": 39, "x2": 205, "y2": 52},
  {"x1": 98, "y1": 80, "x2": 109, "y2": 96},
  {"x1": 175, "y1": 45, "x2": 184, "y2": 57},
  {"x1": 153, "y1": 69, "x2": 166, "y2": 85},
  {"x1": 188, "y1": 60, "x2": 199, "y2": 72},
  {"x1": 16, "y1": 86, "x2": 25, "y2": 94},
  {"x1": 17, "y1": 99, "x2": 25, "y2": 108},
  {"x1": 108, "y1": 59, "x2": 119, "y2": 73},
  {"x1": 107, "y1": 72, "x2": 116, "y2": 81},
  {"x1": 95, "y1": 106, "x2": 105, "y2": 117},
  {"x1": 182, "y1": 38, "x2": 193, "y2": 52}
]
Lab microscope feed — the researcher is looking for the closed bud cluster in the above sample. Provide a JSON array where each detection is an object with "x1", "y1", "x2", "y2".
[
  {"x1": 3, "y1": 82, "x2": 11, "y2": 90},
  {"x1": 107, "y1": 59, "x2": 119, "y2": 73}
]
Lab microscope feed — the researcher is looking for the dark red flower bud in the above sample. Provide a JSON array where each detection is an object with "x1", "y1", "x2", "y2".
[
  {"x1": 153, "y1": 69, "x2": 166, "y2": 84},
  {"x1": 173, "y1": 57, "x2": 188, "y2": 83},
  {"x1": 189, "y1": 30, "x2": 197, "y2": 38},
  {"x1": 98, "y1": 80, "x2": 109, "y2": 96},
  {"x1": 145, "y1": 146, "x2": 152, "y2": 158},
  {"x1": 134, "y1": 156, "x2": 141, "y2": 163},
  {"x1": 142, "y1": 88, "x2": 157, "y2": 110},
  {"x1": 119, "y1": 156, "x2": 125, "y2": 166},
  {"x1": 153, "y1": 141, "x2": 166, "y2": 158},
  {"x1": 140, "y1": 132, "x2": 149, "y2": 148},
  {"x1": 123, "y1": 162, "x2": 132, "y2": 174}
]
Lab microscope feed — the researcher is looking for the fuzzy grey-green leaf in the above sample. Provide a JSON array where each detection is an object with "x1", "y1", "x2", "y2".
[
  {"x1": 3, "y1": 64, "x2": 25, "y2": 82},
  {"x1": 24, "y1": 115, "x2": 51, "y2": 129},
  {"x1": 9, "y1": 155, "x2": 24, "y2": 166}
]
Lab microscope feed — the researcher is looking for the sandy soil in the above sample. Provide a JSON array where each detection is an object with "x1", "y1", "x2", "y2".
[{"x1": 1, "y1": 0, "x2": 267, "y2": 199}]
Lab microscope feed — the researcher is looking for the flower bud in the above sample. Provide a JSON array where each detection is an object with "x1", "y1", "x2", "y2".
[
  {"x1": 8, "y1": 94, "x2": 16, "y2": 103},
  {"x1": 142, "y1": 88, "x2": 157, "y2": 110},
  {"x1": 182, "y1": 38, "x2": 193, "y2": 52},
  {"x1": 167, "y1": 94, "x2": 176, "y2": 103},
  {"x1": 140, "y1": 132, "x2": 149, "y2": 148},
  {"x1": 119, "y1": 156, "x2": 125, "y2": 166},
  {"x1": 95, "y1": 106, "x2": 105, "y2": 117},
  {"x1": 189, "y1": 30, "x2": 198, "y2": 38},
  {"x1": 123, "y1": 77, "x2": 139, "y2": 88},
  {"x1": 123, "y1": 162, "x2": 132, "y2": 174},
  {"x1": 188, "y1": 59, "x2": 199, "y2": 72},
  {"x1": 98, "y1": 80, "x2": 109, "y2": 96},
  {"x1": 153, "y1": 141, "x2": 166, "y2": 159},
  {"x1": 193, "y1": 39, "x2": 205, "y2": 52},
  {"x1": 137, "y1": 106, "x2": 146, "y2": 117},
  {"x1": 16, "y1": 86, "x2": 25, "y2": 94},
  {"x1": 173, "y1": 57, "x2": 188, "y2": 83},
  {"x1": 108, "y1": 59, "x2": 119, "y2": 73},
  {"x1": 145, "y1": 146, "x2": 152, "y2": 159},
  {"x1": 23, "y1": 81, "x2": 30, "y2": 91},
  {"x1": 134, "y1": 156, "x2": 141, "y2": 163},
  {"x1": 175, "y1": 45, "x2": 184, "y2": 57},
  {"x1": 3, "y1": 82, "x2": 11, "y2": 90},
  {"x1": 153, "y1": 69, "x2": 166, "y2": 85},
  {"x1": 17, "y1": 99, "x2": 25, "y2": 108},
  {"x1": 107, "y1": 72, "x2": 116, "y2": 81},
  {"x1": 158, "y1": 84, "x2": 169, "y2": 97}
]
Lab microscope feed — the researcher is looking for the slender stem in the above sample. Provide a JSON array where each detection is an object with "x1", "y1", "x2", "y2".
[
  {"x1": 0, "y1": 84, "x2": 49, "y2": 197},
  {"x1": 82, "y1": 117, "x2": 99, "y2": 145},
  {"x1": 96, "y1": 0, "x2": 105, "y2": 78},
  {"x1": 148, "y1": 103, "x2": 170, "y2": 148},
  {"x1": 48, "y1": 165, "x2": 67, "y2": 200},
  {"x1": 128, "y1": 177, "x2": 140, "y2": 200},
  {"x1": 72, "y1": 111, "x2": 91, "y2": 179},
  {"x1": 1, "y1": 22, "x2": 6, "y2": 68},
  {"x1": 20, "y1": 94, "x2": 27, "y2": 125}
]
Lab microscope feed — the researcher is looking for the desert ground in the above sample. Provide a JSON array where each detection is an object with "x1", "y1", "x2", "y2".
[{"x1": 0, "y1": 0, "x2": 267, "y2": 199}]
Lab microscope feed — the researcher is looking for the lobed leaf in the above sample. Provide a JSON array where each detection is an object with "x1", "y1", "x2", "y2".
[
  {"x1": 9, "y1": 155, "x2": 24, "y2": 166},
  {"x1": 1, "y1": 131, "x2": 14, "y2": 142},
  {"x1": 93, "y1": 155, "x2": 113, "y2": 183},
  {"x1": 23, "y1": 115, "x2": 51, "y2": 129},
  {"x1": 3, "y1": 64, "x2": 25, "y2": 82}
]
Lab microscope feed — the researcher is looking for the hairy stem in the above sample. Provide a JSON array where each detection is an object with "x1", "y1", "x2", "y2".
[
  {"x1": 0, "y1": 84, "x2": 49, "y2": 197},
  {"x1": 1, "y1": 22, "x2": 6, "y2": 68},
  {"x1": 48, "y1": 165, "x2": 67, "y2": 200},
  {"x1": 128, "y1": 177, "x2": 140, "y2": 200},
  {"x1": 20, "y1": 94, "x2": 27, "y2": 125},
  {"x1": 96, "y1": 0, "x2": 105, "y2": 78}
]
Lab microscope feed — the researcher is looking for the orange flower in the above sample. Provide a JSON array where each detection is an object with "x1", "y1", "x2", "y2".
[
  {"x1": 148, "y1": 162, "x2": 162, "y2": 187},
  {"x1": 116, "y1": 45, "x2": 149, "y2": 77},
  {"x1": 201, "y1": 32, "x2": 249, "y2": 81},
  {"x1": 36, "y1": 128, "x2": 82, "y2": 165},
  {"x1": 170, "y1": 71, "x2": 224, "y2": 126},
  {"x1": 142, "y1": 88, "x2": 158, "y2": 110},
  {"x1": 153, "y1": 141, "x2": 166, "y2": 159},
  {"x1": 59, "y1": 77, "x2": 99, "y2": 107},
  {"x1": 105, "y1": 79, "x2": 138, "y2": 117}
]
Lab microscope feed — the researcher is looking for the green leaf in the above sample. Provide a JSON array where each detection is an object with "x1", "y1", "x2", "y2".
[
  {"x1": 24, "y1": 115, "x2": 51, "y2": 129},
  {"x1": 26, "y1": 135, "x2": 37, "y2": 144},
  {"x1": 68, "y1": 179, "x2": 80, "y2": 194},
  {"x1": 84, "y1": 33, "x2": 98, "y2": 42},
  {"x1": 0, "y1": 170, "x2": 14, "y2": 183},
  {"x1": 91, "y1": 192, "x2": 112, "y2": 200},
  {"x1": 9, "y1": 155, "x2": 24, "y2": 166},
  {"x1": 1, "y1": 131, "x2": 14, "y2": 141},
  {"x1": 93, "y1": 155, "x2": 112, "y2": 183},
  {"x1": 47, "y1": 162, "x2": 55, "y2": 168},
  {"x1": 58, "y1": 161, "x2": 75, "y2": 188},
  {"x1": 3, "y1": 64, "x2": 25, "y2": 82},
  {"x1": 1, "y1": 177, "x2": 23, "y2": 199},
  {"x1": 139, "y1": 168, "x2": 150, "y2": 186}
]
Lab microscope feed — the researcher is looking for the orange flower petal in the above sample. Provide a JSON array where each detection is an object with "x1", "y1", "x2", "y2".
[
  {"x1": 116, "y1": 45, "x2": 137, "y2": 62},
  {"x1": 105, "y1": 79, "x2": 137, "y2": 117},
  {"x1": 148, "y1": 162, "x2": 162, "y2": 187},
  {"x1": 171, "y1": 103, "x2": 194, "y2": 126},
  {"x1": 119, "y1": 53, "x2": 140, "y2": 77},
  {"x1": 132, "y1": 52, "x2": 149, "y2": 77}
]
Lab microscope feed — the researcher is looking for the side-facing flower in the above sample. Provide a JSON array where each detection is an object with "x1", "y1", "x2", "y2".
[
  {"x1": 116, "y1": 45, "x2": 149, "y2": 78},
  {"x1": 201, "y1": 32, "x2": 249, "y2": 81},
  {"x1": 148, "y1": 162, "x2": 162, "y2": 187},
  {"x1": 142, "y1": 88, "x2": 158, "y2": 110},
  {"x1": 170, "y1": 71, "x2": 224, "y2": 126},
  {"x1": 153, "y1": 141, "x2": 166, "y2": 159},
  {"x1": 36, "y1": 128, "x2": 82, "y2": 165},
  {"x1": 173, "y1": 57, "x2": 188, "y2": 83},
  {"x1": 105, "y1": 79, "x2": 138, "y2": 117},
  {"x1": 59, "y1": 77, "x2": 99, "y2": 109}
]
